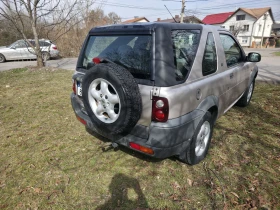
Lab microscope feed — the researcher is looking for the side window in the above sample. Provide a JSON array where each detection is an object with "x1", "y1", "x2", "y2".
[
  {"x1": 171, "y1": 30, "x2": 200, "y2": 81},
  {"x1": 14, "y1": 40, "x2": 27, "y2": 48},
  {"x1": 202, "y1": 33, "x2": 217, "y2": 76},
  {"x1": 219, "y1": 34, "x2": 243, "y2": 67},
  {"x1": 39, "y1": 41, "x2": 51, "y2": 47},
  {"x1": 28, "y1": 41, "x2": 35, "y2": 47}
]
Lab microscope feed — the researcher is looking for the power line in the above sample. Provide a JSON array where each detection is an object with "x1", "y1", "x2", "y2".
[
  {"x1": 93, "y1": 1, "x2": 180, "y2": 11},
  {"x1": 196, "y1": 0, "x2": 276, "y2": 11},
  {"x1": 92, "y1": 0, "x2": 277, "y2": 13},
  {"x1": 92, "y1": 0, "x2": 280, "y2": 21}
]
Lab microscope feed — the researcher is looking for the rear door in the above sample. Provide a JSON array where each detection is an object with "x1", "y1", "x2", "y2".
[{"x1": 23, "y1": 41, "x2": 36, "y2": 59}]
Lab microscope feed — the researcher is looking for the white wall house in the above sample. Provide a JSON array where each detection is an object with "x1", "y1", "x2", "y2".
[
  {"x1": 220, "y1": 8, "x2": 274, "y2": 47},
  {"x1": 203, "y1": 8, "x2": 275, "y2": 47}
]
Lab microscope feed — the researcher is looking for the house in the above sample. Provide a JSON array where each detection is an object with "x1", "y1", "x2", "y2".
[
  {"x1": 156, "y1": 15, "x2": 203, "y2": 24},
  {"x1": 122, "y1": 17, "x2": 149, "y2": 24},
  {"x1": 202, "y1": 12, "x2": 234, "y2": 25},
  {"x1": 272, "y1": 23, "x2": 280, "y2": 37},
  {"x1": 203, "y1": 7, "x2": 275, "y2": 47}
]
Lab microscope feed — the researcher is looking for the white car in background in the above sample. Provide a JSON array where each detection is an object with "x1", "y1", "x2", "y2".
[{"x1": 0, "y1": 39, "x2": 60, "y2": 63}]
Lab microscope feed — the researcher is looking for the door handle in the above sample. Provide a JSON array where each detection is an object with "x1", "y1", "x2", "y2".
[{"x1": 230, "y1": 73, "x2": 234, "y2": 79}]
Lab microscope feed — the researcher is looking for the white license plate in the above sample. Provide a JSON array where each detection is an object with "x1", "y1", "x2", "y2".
[{"x1": 77, "y1": 81, "x2": 82, "y2": 96}]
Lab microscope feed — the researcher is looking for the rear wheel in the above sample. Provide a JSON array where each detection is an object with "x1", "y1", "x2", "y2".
[
  {"x1": 0, "y1": 54, "x2": 6, "y2": 63},
  {"x1": 41, "y1": 52, "x2": 50, "y2": 61},
  {"x1": 185, "y1": 111, "x2": 214, "y2": 165}
]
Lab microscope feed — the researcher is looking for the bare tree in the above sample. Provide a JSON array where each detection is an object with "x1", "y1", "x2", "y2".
[
  {"x1": 107, "y1": 12, "x2": 121, "y2": 24},
  {"x1": 0, "y1": 0, "x2": 95, "y2": 67},
  {"x1": 229, "y1": 22, "x2": 246, "y2": 37}
]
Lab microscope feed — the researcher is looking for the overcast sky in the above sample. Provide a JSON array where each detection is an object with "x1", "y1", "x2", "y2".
[{"x1": 97, "y1": 0, "x2": 280, "y2": 22}]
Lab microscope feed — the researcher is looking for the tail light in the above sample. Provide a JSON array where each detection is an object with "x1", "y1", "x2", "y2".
[
  {"x1": 152, "y1": 96, "x2": 169, "y2": 122},
  {"x1": 52, "y1": 46, "x2": 57, "y2": 50},
  {"x1": 72, "y1": 80, "x2": 76, "y2": 94},
  {"x1": 92, "y1": 57, "x2": 101, "y2": 64},
  {"x1": 129, "y1": 142, "x2": 154, "y2": 155}
]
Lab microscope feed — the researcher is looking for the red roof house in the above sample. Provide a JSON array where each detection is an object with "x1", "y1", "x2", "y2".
[{"x1": 202, "y1": 12, "x2": 234, "y2": 25}]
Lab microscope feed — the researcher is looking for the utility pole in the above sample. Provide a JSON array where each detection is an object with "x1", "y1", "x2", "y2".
[
  {"x1": 180, "y1": 0, "x2": 185, "y2": 23},
  {"x1": 260, "y1": 13, "x2": 268, "y2": 48}
]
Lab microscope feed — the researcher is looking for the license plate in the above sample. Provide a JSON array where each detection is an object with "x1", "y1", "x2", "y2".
[{"x1": 77, "y1": 81, "x2": 82, "y2": 96}]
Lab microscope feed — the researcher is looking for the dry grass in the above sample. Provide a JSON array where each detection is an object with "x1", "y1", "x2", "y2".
[{"x1": 0, "y1": 68, "x2": 279, "y2": 209}]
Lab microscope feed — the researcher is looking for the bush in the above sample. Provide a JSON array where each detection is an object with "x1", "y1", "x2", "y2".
[{"x1": 276, "y1": 39, "x2": 280, "y2": 47}]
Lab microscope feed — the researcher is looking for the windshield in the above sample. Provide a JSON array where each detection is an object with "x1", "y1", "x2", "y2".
[{"x1": 82, "y1": 35, "x2": 152, "y2": 79}]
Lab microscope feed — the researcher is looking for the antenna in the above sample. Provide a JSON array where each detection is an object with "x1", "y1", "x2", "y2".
[{"x1": 164, "y1": 5, "x2": 178, "y2": 23}]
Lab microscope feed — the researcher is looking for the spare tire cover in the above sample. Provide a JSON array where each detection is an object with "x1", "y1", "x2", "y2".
[{"x1": 82, "y1": 63, "x2": 142, "y2": 135}]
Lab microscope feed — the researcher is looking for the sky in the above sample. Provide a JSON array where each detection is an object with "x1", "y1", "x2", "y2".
[{"x1": 95, "y1": 0, "x2": 280, "y2": 22}]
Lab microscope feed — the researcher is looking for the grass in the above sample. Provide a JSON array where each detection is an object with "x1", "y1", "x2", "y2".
[
  {"x1": 0, "y1": 68, "x2": 280, "y2": 209},
  {"x1": 273, "y1": 51, "x2": 280, "y2": 56}
]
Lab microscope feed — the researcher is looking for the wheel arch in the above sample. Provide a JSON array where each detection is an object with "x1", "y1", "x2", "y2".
[
  {"x1": 0, "y1": 53, "x2": 6, "y2": 63},
  {"x1": 250, "y1": 65, "x2": 258, "y2": 84},
  {"x1": 196, "y1": 95, "x2": 218, "y2": 119}
]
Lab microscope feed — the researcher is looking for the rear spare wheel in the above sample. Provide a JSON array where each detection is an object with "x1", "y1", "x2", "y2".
[{"x1": 82, "y1": 63, "x2": 142, "y2": 135}]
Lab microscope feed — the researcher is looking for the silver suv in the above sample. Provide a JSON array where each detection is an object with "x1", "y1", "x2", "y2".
[
  {"x1": 0, "y1": 39, "x2": 59, "y2": 62},
  {"x1": 71, "y1": 23, "x2": 260, "y2": 165}
]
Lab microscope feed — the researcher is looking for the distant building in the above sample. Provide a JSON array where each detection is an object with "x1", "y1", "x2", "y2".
[
  {"x1": 272, "y1": 23, "x2": 280, "y2": 37},
  {"x1": 203, "y1": 7, "x2": 275, "y2": 47},
  {"x1": 156, "y1": 15, "x2": 203, "y2": 24},
  {"x1": 122, "y1": 17, "x2": 149, "y2": 24},
  {"x1": 202, "y1": 12, "x2": 234, "y2": 25}
]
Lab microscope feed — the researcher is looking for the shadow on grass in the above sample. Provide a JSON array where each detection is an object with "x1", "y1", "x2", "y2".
[{"x1": 96, "y1": 173, "x2": 149, "y2": 210}]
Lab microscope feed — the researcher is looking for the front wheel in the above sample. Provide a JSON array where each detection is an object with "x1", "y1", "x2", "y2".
[
  {"x1": 0, "y1": 53, "x2": 6, "y2": 63},
  {"x1": 186, "y1": 111, "x2": 214, "y2": 165},
  {"x1": 236, "y1": 80, "x2": 255, "y2": 107}
]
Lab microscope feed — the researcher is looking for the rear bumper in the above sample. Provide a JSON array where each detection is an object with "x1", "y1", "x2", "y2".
[
  {"x1": 50, "y1": 50, "x2": 60, "y2": 58},
  {"x1": 71, "y1": 93, "x2": 205, "y2": 159}
]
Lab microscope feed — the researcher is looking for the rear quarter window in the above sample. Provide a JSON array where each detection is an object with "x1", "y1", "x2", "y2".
[
  {"x1": 171, "y1": 30, "x2": 201, "y2": 81},
  {"x1": 202, "y1": 32, "x2": 217, "y2": 76}
]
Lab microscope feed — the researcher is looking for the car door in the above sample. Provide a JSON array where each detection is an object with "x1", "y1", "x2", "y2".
[
  {"x1": 14, "y1": 40, "x2": 33, "y2": 59},
  {"x1": 218, "y1": 33, "x2": 245, "y2": 111},
  {"x1": 22, "y1": 41, "x2": 36, "y2": 59},
  {"x1": 5, "y1": 41, "x2": 26, "y2": 60}
]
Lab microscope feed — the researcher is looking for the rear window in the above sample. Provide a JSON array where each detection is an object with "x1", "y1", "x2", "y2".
[{"x1": 82, "y1": 35, "x2": 152, "y2": 79}]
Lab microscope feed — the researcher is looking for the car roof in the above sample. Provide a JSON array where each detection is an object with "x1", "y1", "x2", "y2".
[
  {"x1": 90, "y1": 22, "x2": 206, "y2": 33},
  {"x1": 17, "y1": 39, "x2": 51, "y2": 42},
  {"x1": 89, "y1": 22, "x2": 230, "y2": 35}
]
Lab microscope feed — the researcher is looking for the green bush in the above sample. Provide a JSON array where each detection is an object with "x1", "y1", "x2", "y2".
[{"x1": 276, "y1": 39, "x2": 280, "y2": 47}]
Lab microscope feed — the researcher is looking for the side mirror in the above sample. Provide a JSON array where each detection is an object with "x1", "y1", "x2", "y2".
[
  {"x1": 247, "y1": 52, "x2": 261, "y2": 62},
  {"x1": 10, "y1": 46, "x2": 16, "y2": 50}
]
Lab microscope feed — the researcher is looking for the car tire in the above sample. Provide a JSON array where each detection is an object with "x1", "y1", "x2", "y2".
[
  {"x1": 82, "y1": 63, "x2": 142, "y2": 135},
  {"x1": 235, "y1": 80, "x2": 255, "y2": 107},
  {"x1": 0, "y1": 53, "x2": 6, "y2": 63},
  {"x1": 185, "y1": 111, "x2": 214, "y2": 165},
  {"x1": 41, "y1": 52, "x2": 50, "y2": 61}
]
